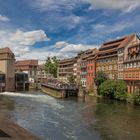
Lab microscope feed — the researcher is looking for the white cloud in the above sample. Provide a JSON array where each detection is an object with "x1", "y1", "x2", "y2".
[
  {"x1": 93, "y1": 24, "x2": 106, "y2": 30},
  {"x1": 16, "y1": 41, "x2": 98, "y2": 60},
  {"x1": 81, "y1": 0, "x2": 140, "y2": 13},
  {"x1": 29, "y1": 0, "x2": 140, "y2": 13},
  {"x1": 28, "y1": 0, "x2": 82, "y2": 31},
  {"x1": 53, "y1": 14, "x2": 81, "y2": 30},
  {"x1": 0, "y1": 28, "x2": 97, "y2": 60},
  {"x1": 44, "y1": 14, "x2": 82, "y2": 32},
  {"x1": 52, "y1": 41, "x2": 97, "y2": 53},
  {"x1": 59, "y1": 43, "x2": 97, "y2": 53},
  {"x1": 0, "y1": 29, "x2": 50, "y2": 57},
  {"x1": 53, "y1": 41, "x2": 68, "y2": 48},
  {"x1": 93, "y1": 21, "x2": 132, "y2": 34},
  {"x1": 0, "y1": 15, "x2": 10, "y2": 22},
  {"x1": 29, "y1": 0, "x2": 76, "y2": 11},
  {"x1": 9, "y1": 30, "x2": 49, "y2": 45}
]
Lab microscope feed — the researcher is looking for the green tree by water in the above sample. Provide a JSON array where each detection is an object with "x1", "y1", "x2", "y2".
[
  {"x1": 94, "y1": 71, "x2": 108, "y2": 94},
  {"x1": 45, "y1": 56, "x2": 58, "y2": 78},
  {"x1": 99, "y1": 80, "x2": 127, "y2": 99}
]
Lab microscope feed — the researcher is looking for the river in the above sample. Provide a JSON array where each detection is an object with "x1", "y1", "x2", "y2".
[{"x1": 0, "y1": 91, "x2": 140, "y2": 140}]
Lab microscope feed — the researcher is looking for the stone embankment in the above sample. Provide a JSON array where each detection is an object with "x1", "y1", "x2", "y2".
[{"x1": 0, "y1": 117, "x2": 39, "y2": 140}]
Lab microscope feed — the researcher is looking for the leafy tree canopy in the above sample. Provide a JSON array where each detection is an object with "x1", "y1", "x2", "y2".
[
  {"x1": 94, "y1": 71, "x2": 108, "y2": 87},
  {"x1": 45, "y1": 56, "x2": 58, "y2": 78},
  {"x1": 99, "y1": 80, "x2": 127, "y2": 99}
]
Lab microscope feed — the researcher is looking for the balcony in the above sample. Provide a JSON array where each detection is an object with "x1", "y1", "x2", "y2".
[
  {"x1": 124, "y1": 57, "x2": 140, "y2": 63},
  {"x1": 80, "y1": 65, "x2": 86, "y2": 68},
  {"x1": 81, "y1": 72, "x2": 87, "y2": 75}
]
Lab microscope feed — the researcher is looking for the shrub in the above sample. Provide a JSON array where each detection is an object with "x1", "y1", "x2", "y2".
[
  {"x1": 99, "y1": 80, "x2": 127, "y2": 99},
  {"x1": 99, "y1": 80, "x2": 115, "y2": 98},
  {"x1": 94, "y1": 71, "x2": 108, "y2": 94},
  {"x1": 114, "y1": 92, "x2": 127, "y2": 101},
  {"x1": 134, "y1": 93, "x2": 140, "y2": 105},
  {"x1": 126, "y1": 93, "x2": 134, "y2": 104}
]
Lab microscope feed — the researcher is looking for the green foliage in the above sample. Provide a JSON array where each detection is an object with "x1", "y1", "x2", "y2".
[
  {"x1": 126, "y1": 88, "x2": 140, "y2": 105},
  {"x1": 94, "y1": 71, "x2": 108, "y2": 94},
  {"x1": 98, "y1": 78, "x2": 140, "y2": 105},
  {"x1": 126, "y1": 93, "x2": 134, "y2": 104},
  {"x1": 99, "y1": 80, "x2": 115, "y2": 98},
  {"x1": 99, "y1": 80, "x2": 127, "y2": 99},
  {"x1": 133, "y1": 93, "x2": 140, "y2": 105},
  {"x1": 115, "y1": 92, "x2": 127, "y2": 101},
  {"x1": 45, "y1": 56, "x2": 58, "y2": 78},
  {"x1": 125, "y1": 90, "x2": 140, "y2": 105},
  {"x1": 114, "y1": 80, "x2": 127, "y2": 100},
  {"x1": 94, "y1": 71, "x2": 108, "y2": 87}
]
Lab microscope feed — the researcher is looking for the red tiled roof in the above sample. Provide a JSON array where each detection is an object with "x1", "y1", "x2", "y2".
[
  {"x1": 118, "y1": 34, "x2": 135, "y2": 48},
  {"x1": 98, "y1": 48, "x2": 118, "y2": 55},
  {"x1": 96, "y1": 34, "x2": 136, "y2": 60},
  {"x1": 98, "y1": 34, "x2": 136, "y2": 55},
  {"x1": 15, "y1": 60, "x2": 38, "y2": 66},
  {"x1": 85, "y1": 49, "x2": 97, "y2": 59},
  {"x1": 99, "y1": 34, "x2": 135, "y2": 50},
  {"x1": 59, "y1": 57, "x2": 77, "y2": 64}
]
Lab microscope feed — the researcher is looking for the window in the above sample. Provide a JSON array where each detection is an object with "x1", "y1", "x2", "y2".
[{"x1": 109, "y1": 65, "x2": 112, "y2": 70}]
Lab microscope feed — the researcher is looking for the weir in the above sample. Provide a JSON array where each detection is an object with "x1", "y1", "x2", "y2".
[{"x1": 0, "y1": 91, "x2": 64, "y2": 109}]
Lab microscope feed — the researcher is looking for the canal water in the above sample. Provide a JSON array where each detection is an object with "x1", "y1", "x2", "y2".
[{"x1": 0, "y1": 91, "x2": 140, "y2": 140}]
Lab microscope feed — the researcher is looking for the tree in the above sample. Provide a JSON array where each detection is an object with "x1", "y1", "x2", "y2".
[
  {"x1": 94, "y1": 71, "x2": 108, "y2": 94},
  {"x1": 99, "y1": 80, "x2": 127, "y2": 99},
  {"x1": 45, "y1": 56, "x2": 58, "y2": 78}
]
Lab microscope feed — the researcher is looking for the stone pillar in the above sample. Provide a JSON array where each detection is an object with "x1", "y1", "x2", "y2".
[
  {"x1": 0, "y1": 48, "x2": 15, "y2": 92},
  {"x1": 132, "y1": 81, "x2": 135, "y2": 94},
  {"x1": 6, "y1": 77, "x2": 15, "y2": 92}
]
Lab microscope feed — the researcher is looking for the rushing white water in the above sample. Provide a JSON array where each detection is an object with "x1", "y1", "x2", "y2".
[
  {"x1": 0, "y1": 92, "x2": 64, "y2": 109},
  {"x1": 0, "y1": 92, "x2": 44, "y2": 98}
]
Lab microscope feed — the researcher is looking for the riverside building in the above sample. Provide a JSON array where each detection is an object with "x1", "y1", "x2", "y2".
[
  {"x1": 80, "y1": 51, "x2": 88, "y2": 87},
  {"x1": 57, "y1": 33, "x2": 140, "y2": 94},
  {"x1": 124, "y1": 43, "x2": 140, "y2": 93},
  {"x1": 15, "y1": 60, "x2": 38, "y2": 83},
  {"x1": 96, "y1": 34, "x2": 138, "y2": 80},
  {"x1": 117, "y1": 34, "x2": 140, "y2": 79},
  {"x1": 58, "y1": 57, "x2": 77, "y2": 83},
  {"x1": 76, "y1": 51, "x2": 85, "y2": 86},
  {"x1": 86, "y1": 49, "x2": 97, "y2": 90},
  {"x1": 0, "y1": 47, "x2": 15, "y2": 91}
]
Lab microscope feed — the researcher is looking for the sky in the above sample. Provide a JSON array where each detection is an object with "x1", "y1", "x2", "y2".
[{"x1": 0, "y1": 0, "x2": 140, "y2": 61}]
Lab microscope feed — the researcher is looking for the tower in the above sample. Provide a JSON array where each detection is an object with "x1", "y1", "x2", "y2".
[{"x1": 0, "y1": 47, "x2": 15, "y2": 91}]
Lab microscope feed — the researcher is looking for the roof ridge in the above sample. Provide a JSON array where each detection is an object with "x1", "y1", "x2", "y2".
[
  {"x1": 0, "y1": 47, "x2": 13, "y2": 54},
  {"x1": 118, "y1": 34, "x2": 135, "y2": 48},
  {"x1": 103, "y1": 34, "x2": 135, "y2": 45}
]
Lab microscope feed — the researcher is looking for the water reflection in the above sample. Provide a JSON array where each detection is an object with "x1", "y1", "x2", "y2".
[
  {"x1": 0, "y1": 92, "x2": 140, "y2": 140},
  {"x1": 0, "y1": 95, "x2": 15, "y2": 119},
  {"x1": 94, "y1": 98, "x2": 140, "y2": 140}
]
